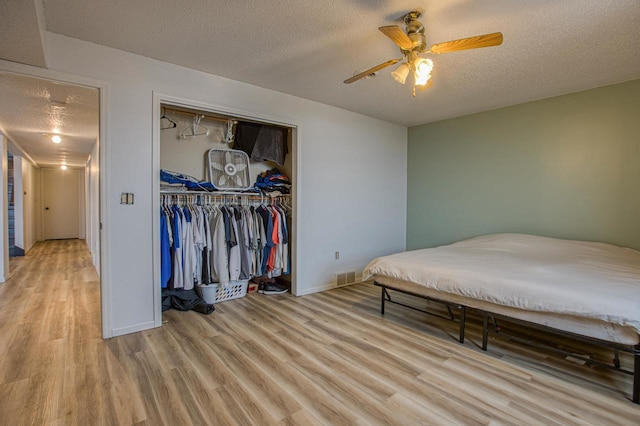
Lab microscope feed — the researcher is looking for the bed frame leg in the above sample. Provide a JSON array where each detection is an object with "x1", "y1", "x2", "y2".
[
  {"x1": 380, "y1": 284, "x2": 385, "y2": 315},
  {"x1": 482, "y1": 312, "x2": 489, "y2": 351},
  {"x1": 633, "y1": 344, "x2": 639, "y2": 404},
  {"x1": 459, "y1": 306, "x2": 466, "y2": 344}
]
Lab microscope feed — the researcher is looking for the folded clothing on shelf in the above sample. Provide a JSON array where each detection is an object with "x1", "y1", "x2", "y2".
[
  {"x1": 254, "y1": 168, "x2": 291, "y2": 193},
  {"x1": 161, "y1": 169, "x2": 216, "y2": 191}
]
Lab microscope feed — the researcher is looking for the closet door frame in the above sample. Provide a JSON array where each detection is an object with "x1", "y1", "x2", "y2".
[{"x1": 151, "y1": 93, "x2": 301, "y2": 328}]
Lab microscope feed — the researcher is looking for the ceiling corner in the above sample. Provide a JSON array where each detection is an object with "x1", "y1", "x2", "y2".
[{"x1": 0, "y1": 0, "x2": 48, "y2": 68}]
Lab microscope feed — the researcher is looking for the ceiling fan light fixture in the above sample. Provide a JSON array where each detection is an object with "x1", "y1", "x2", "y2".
[
  {"x1": 414, "y1": 57, "x2": 433, "y2": 86},
  {"x1": 391, "y1": 63, "x2": 410, "y2": 84}
]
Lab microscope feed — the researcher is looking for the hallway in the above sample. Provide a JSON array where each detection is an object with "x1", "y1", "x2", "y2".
[{"x1": 0, "y1": 240, "x2": 101, "y2": 424}]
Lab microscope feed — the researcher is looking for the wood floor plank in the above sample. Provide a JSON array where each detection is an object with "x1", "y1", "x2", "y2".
[
  {"x1": 278, "y1": 409, "x2": 325, "y2": 426},
  {"x1": 203, "y1": 334, "x2": 301, "y2": 421},
  {"x1": 0, "y1": 240, "x2": 638, "y2": 425},
  {"x1": 172, "y1": 365, "x2": 241, "y2": 425},
  {"x1": 219, "y1": 380, "x2": 281, "y2": 426},
  {"x1": 237, "y1": 339, "x2": 361, "y2": 425}
]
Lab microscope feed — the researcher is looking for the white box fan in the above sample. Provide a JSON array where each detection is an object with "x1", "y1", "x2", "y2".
[{"x1": 208, "y1": 148, "x2": 252, "y2": 190}]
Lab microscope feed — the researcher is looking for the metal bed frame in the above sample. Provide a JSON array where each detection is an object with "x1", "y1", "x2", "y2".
[
  {"x1": 375, "y1": 281, "x2": 640, "y2": 404},
  {"x1": 378, "y1": 284, "x2": 466, "y2": 344}
]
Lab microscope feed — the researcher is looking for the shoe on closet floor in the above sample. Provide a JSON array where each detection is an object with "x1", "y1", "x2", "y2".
[{"x1": 258, "y1": 281, "x2": 288, "y2": 295}]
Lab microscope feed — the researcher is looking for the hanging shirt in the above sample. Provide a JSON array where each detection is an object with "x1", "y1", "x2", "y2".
[
  {"x1": 171, "y1": 205, "x2": 184, "y2": 289},
  {"x1": 160, "y1": 209, "x2": 172, "y2": 288},
  {"x1": 182, "y1": 206, "x2": 196, "y2": 290},
  {"x1": 227, "y1": 207, "x2": 241, "y2": 281},
  {"x1": 238, "y1": 208, "x2": 252, "y2": 280},
  {"x1": 253, "y1": 208, "x2": 264, "y2": 277},
  {"x1": 193, "y1": 205, "x2": 205, "y2": 285},
  {"x1": 278, "y1": 206, "x2": 290, "y2": 275},
  {"x1": 201, "y1": 206, "x2": 213, "y2": 284},
  {"x1": 256, "y1": 205, "x2": 274, "y2": 274},
  {"x1": 266, "y1": 206, "x2": 280, "y2": 273},
  {"x1": 209, "y1": 206, "x2": 230, "y2": 284}
]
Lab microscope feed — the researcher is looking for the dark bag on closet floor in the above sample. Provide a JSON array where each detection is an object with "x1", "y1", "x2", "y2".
[{"x1": 162, "y1": 289, "x2": 215, "y2": 315}]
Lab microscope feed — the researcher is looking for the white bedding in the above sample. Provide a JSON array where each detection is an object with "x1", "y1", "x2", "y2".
[{"x1": 363, "y1": 234, "x2": 640, "y2": 334}]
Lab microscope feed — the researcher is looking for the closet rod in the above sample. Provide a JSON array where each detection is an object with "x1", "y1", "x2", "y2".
[
  {"x1": 160, "y1": 190, "x2": 290, "y2": 197},
  {"x1": 161, "y1": 107, "x2": 237, "y2": 124},
  {"x1": 161, "y1": 106, "x2": 291, "y2": 130}
]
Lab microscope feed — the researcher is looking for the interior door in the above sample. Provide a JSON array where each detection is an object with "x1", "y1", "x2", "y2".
[{"x1": 43, "y1": 168, "x2": 80, "y2": 240}]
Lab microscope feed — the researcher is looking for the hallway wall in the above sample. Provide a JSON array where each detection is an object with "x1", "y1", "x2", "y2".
[{"x1": 23, "y1": 161, "x2": 41, "y2": 251}]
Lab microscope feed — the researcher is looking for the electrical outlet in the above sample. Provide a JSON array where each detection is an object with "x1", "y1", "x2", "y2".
[{"x1": 335, "y1": 251, "x2": 340, "y2": 260}]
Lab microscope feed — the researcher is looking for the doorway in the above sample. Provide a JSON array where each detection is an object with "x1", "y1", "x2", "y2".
[
  {"x1": 152, "y1": 93, "x2": 300, "y2": 327},
  {"x1": 0, "y1": 68, "x2": 104, "y2": 332},
  {"x1": 42, "y1": 168, "x2": 83, "y2": 240}
]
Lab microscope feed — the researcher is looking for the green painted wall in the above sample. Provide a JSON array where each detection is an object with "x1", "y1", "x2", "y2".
[{"x1": 407, "y1": 79, "x2": 640, "y2": 250}]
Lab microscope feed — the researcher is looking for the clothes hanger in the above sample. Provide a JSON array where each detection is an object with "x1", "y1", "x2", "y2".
[
  {"x1": 179, "y1": 114, "x2": 210, "y2": 139},
  {"x1": 160, "y1": 107, "x2": 178, "y2": 130},
  {"x1": 224, "y1": 119, "x2": 236, "y2": 145}
]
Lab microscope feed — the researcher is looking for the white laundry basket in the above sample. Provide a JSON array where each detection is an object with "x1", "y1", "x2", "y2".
[
  {"x1": 197, "y1": 280, "x2": 249, "y2": 304},
  {"x1": 196, "y1": 283, "x2": 219, "y2": 304}
]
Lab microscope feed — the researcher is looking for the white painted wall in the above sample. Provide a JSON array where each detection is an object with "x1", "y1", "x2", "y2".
[
  {"x1": 85, "y1": 161, "x2": 90, "y2": 247},
  {"x1": 0, "y1": 134, "x2": 9, "y2": 282},
  {"x1": 45, "y1": 32, "x2": 407, "y2": 336},
  {"x1": 13, "y1": 156, "x2": 24, "y2": 251},
  {"x1": 77, "y1": 168, "x2": 86, "y2": 240},
  {"x1": 21, "y1": 159, "x2": 39, "y2": 252},
  {"x1": 85, "y1": 140, "x2": 100, "y2": 273},
  {"x1": 5, "y1": 138, "x2": 40, "y2": 252}
]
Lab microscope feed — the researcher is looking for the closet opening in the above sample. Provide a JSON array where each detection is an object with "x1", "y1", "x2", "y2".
[{"x1": 153, "y1": 95, "x2": 299, "y2": 324}]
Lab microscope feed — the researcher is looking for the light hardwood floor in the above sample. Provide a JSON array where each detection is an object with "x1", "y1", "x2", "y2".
[{"x1": 0, "y1": 240, "x2": 638, "y2": 425}]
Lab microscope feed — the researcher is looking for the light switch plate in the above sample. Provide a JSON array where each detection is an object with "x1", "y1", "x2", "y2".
[{"x1": 120, "y1": 193, "x2": 134, "y2": 204}]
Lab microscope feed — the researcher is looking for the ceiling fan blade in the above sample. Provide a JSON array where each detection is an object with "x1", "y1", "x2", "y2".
[
  {"x1": 430, "y1": 32, "x2": 503, "y2": 54},
  {"x1": 379, "y1": 26, "x2": 413, "y2": 50},
  {"x1": 344, "y1": 59, "x2": 400, "y2": 84}
]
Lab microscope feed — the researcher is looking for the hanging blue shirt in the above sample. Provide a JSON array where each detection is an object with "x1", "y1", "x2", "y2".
[{"x1": 160, "y1": 209, "x2": 172, "y2": 288}]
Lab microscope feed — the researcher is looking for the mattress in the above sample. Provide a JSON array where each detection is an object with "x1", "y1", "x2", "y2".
[{"x1": 363, "y1": 234, "x2": 640, "y2": 345}]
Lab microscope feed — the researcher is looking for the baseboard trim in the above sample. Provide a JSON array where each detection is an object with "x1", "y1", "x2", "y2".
[
  {"x1": 296, "y1": 280, "x2": 363, "y2": 296},
  {"x1": 110, "y1": 320, "x2": 158, "y2": 338}
]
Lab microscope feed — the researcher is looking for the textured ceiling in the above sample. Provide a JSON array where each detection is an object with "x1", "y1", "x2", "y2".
[
  {"x1": 0, "y1": 72, "x2": 98, "y2": 167},
  {"x1": 0, "y1": 0, "x2": 47, "y2": 67},
  {"x1": 39, "y1": 0, "x2": 640, "y2": 126},
  {"x1": 0, "y1": 0, "x2": 638, "y2": 168}
]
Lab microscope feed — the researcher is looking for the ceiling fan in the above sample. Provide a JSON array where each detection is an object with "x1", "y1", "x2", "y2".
[{"x1": 344, "y1": 10, "x2": 503, "y2": 96}]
